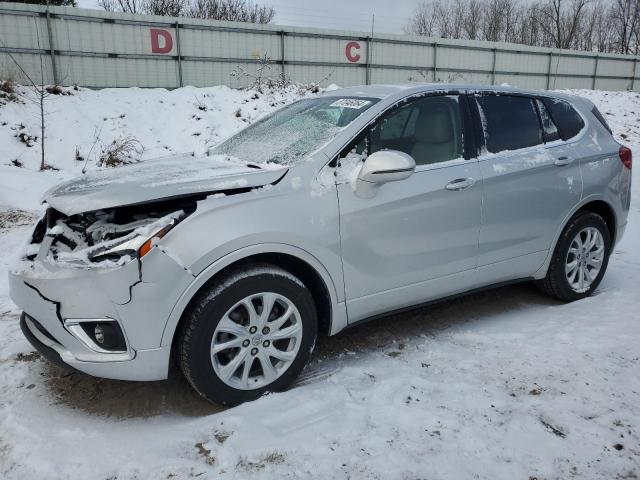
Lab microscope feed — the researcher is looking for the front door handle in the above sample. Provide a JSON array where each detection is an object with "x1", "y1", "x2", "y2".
[
  {"x1": 445, "y1": 178, "x2": 476, "y2": 191},
  {"x1": 554, "y1": 156, "x2": 572, "y2": 166}
]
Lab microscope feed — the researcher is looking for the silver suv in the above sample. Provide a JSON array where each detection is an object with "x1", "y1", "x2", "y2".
[{"x1": 9, "y1": 84, "x2": 632, "y2": 406}]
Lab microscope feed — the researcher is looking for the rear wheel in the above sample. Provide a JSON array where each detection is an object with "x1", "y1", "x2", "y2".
[
  {"x1": 178, "y1": 264, "x2": 317, "y2": 406},
  {"x1": 537, "y1": 211, "x2": 611, "y2": 302}
]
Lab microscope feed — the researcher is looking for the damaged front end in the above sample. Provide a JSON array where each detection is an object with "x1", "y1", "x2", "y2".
[
  {"x1": 9, "y1": 198, "x2": 201, "y2": 380},
  {"x1": 24, "y1": 199, "x2": 196, "y2": 270}
]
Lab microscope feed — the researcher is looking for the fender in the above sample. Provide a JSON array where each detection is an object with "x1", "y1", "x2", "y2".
[
  {"x1": 532, "y1": 194, "x2": 617, "y2": 280},
  {"x1": 159, "y1": 242, "x2": 348, "y2": 348}
]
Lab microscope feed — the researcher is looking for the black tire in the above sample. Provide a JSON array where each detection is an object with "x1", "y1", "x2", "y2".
[
  {"x1": 177, "y1": 263, "x2": 317, "y2": 406},
  {"x1": 537, "y1": 211, "x2": 612, "y2": 302}
]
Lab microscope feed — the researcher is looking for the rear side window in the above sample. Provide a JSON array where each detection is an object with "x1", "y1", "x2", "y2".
[
  {"x1": 541, "y1": 97, "x2": 585, "y2": 140},
  {"x1": 475, "y1": 95, "x2": 543, "y2": 154},
  {"x1": 591, "y1": 106, "x2": 613, "y2": 134},
  {"x1": 535, "y1": 99, "x2": 560, "y2": 143}
]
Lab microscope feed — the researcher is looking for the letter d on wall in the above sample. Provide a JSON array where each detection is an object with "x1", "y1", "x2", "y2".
[{"x1": 150, "y1": 29, "x2": 173, "y2": 54}]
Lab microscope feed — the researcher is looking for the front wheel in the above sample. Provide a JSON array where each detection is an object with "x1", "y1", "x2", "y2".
[
  {"x1": 177, "y1": 264, "x2": 317, "y2": 406},
  {"x1": 537, "y1": 211, "x2": 612, "y2": 302}
]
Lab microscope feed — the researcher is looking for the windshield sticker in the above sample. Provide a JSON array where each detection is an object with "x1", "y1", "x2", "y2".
[{"x1": 330, "y1": 98, "x2": 371, "y2": 109}]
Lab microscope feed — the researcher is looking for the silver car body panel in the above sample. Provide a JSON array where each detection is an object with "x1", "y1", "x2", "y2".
[
  {"x1": 9, "y1": 83, "x2": 631, "y2": 381},
  {"x1": 338, "y1": 157, "x2": 483, "y2": 322},
  {"x1": 43, "y1": 154, "x2": 288, "y2": 215}
]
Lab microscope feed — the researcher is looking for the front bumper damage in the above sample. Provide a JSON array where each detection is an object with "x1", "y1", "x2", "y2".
[{"x1": 9, "y1": 243, "x2": 194, "y2": 381}]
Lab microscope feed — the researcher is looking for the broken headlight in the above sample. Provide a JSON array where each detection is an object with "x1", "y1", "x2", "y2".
[{"x1": 87, "y1": 215, "x2": 181, "y2": 263}]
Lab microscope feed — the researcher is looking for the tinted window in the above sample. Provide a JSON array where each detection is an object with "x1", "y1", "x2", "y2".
[
  {"x1": 475, "y1": 95, "x2": 542, "y2": 153},
  {"x1": 535, "y1": 99, "x2": 560, "y2": 143},
  {"x1": 368, "y1": 96, "x2": 464, "y2": 166},
  {"x1": 541, "y1": 97, "x2": 585, "y2": 140},
  {"x1": 379, "y1": 107, "x2": 412, "y2": 140},
  {"x1": 591, "y1": 106, "x2": 612, "y2": 134}
]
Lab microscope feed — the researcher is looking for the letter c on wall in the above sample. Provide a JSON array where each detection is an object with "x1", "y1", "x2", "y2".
[
  {"x1": 345, "y1": 41, "x2": 361, "y2": 63},
  {"x1": 150, "y1": 29, "x2": 173, "y2": 54}
]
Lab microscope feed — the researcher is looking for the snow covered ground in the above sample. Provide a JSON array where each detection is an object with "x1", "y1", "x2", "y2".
[{"x1": 0, "y1": 85, "x2": 638, "y2": 479}]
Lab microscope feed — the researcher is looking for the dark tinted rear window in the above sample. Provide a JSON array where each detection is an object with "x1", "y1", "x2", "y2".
[
  {"x1": 591, "y1": 106, "x2": 613, "y2": 134},
  {"x1": 541, "y1": 97, "x2": 585, "y2": 140},
  {"x1": 476, "y1": 95, "x2": 543, "y2": 153}
]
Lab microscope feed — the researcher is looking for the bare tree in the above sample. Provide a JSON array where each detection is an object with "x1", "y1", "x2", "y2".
[
  {"x1": 143, "y1": 0, "x2": 187, "y2": 16},
  {"x1": 0, "y1": 21, "x2": 53, "y2": 170},
  {"x1": 2, "y1": 0, "x2": 76, "y2": 5},
  {"x1": 97, "y1": 0, "x2": 144, "y2": 13},
  {"x1": 403, "y1": 0, "x2": 640, "y2": 54},
  {"x1": 481, "y1": 0, "x2": 507, "y2": 42},
  {"x1": 463, "y1": 0, "x2": 484, "y2": 40},
  {"x1": 537, "y1": 0, "x2": 589, "y2": 49},
  {"x1": 516, "y1": 4, "x2": 543, "y2": 46},
  {"x1": 404, "y1": 2, "x2": 438, "y2": 36},
  {"x1": 609, "y1": 0, "x2": 640, "y2": 53},
  {"x1": 187, "y1": 0, "x2": 275, "y2": 23}
]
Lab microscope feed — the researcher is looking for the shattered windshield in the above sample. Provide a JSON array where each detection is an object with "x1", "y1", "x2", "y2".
[{"x1": 211, "y1": 96, "x2": 379, "y2": 165}]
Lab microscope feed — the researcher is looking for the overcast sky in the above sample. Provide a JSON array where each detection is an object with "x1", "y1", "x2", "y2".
[{"x1": 75, "y1": 0, "x2": 417, "y2": 34}]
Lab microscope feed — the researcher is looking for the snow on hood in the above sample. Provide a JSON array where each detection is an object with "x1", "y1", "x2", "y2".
[{"x1": 43, "y1": 154, "x2": 288, "y2": 215}]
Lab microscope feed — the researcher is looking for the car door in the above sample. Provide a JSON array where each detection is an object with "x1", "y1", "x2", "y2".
[
  {"x1": 336, "y1": 94, "x2": 483, "y2": 323},
  {"x1": 472, "y1": 93, "x2": 583, "y2": 283}
]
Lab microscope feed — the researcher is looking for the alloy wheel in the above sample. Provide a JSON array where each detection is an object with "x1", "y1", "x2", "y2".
[
  {"x1": 210, "y1": 292, "x2": 303, "y2": 390},
  {"x1": 565, "y1": 227, "x2": 605, "y2": 293}
]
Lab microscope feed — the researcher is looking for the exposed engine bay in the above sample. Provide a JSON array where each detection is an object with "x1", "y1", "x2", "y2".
[{"x1": 26, "y1": 198, "x2": 199, "y2": 267}]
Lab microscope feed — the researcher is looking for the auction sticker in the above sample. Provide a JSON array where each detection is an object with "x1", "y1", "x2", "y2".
[{"x1": 330, "y1": 98, "x2": 371, "y2": 109}]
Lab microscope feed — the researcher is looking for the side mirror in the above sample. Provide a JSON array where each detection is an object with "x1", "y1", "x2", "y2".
[
  {"x1": 355, "y1": 150, "x2": 415, "y2": 197},
  {"x1": 358, "y1": 150, "x2": 416, "y2": 184}
]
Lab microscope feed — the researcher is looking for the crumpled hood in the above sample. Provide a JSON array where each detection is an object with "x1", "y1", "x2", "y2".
[{"x1": 43, "y1": 154, "x2": 288, "y2": 215}]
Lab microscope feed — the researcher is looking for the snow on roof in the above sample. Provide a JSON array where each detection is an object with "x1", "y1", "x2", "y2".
[{"x1": 322, "y1": 83, "x2": 585, "y2": 103}]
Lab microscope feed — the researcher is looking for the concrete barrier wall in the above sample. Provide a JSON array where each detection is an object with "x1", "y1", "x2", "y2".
[{"x1": 1, "y1": 2, "x2": 638, "y2": 91}]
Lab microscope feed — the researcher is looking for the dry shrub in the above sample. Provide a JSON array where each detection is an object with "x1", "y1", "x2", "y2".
[
  {"x1": 45, "y1": 84, "x2": 73, "y2": 96},
  {"x1": 15, "y1": 131, "x2": 37, "y2": 147},
  {"x1": 74, "y1": 146, "x2": 84, "y2": 162},
  {"x1": 0, "y1": 79, "x2": 20, "y2": 106},
  {"x1": 1, "y1": 79, "x2": 15, "y2": 94},
  {"x1": 98, "y1": 136, "x2": 144, "y2": 167}
]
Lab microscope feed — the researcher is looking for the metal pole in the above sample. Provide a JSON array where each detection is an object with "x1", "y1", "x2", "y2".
[
  {"x1": 546, "y1": 51, "x2": 553, "y2": 90},
  {"x1": 174, "y1": 21, "x2": 183, "y2": 87},
  {"x1": 365, "y1": 37, "x2": 370, "y2": 84},
  {"x1": 366, "y1": 14, "x2": 374, "y2": 85},
  {"x1": 280, "y1": 30, "x2": 286, "y2": 82},
  {"x1": 631, "y1": 58, "x2": 637, "y2": 91},
  {"x1": 491, "y1": 48, "x2": 497, "y2": 85},
  {"x1": 592, "y1": 54, "x2": 599, "y2": 90},
  {"x1": 433, "y1": 42, "x2": 438, "y2": 82},
  {"x1": 45, "y1": 7, "x2": 58, "y2": 85}
]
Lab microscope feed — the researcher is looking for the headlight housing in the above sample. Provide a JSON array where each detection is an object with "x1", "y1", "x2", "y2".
[
  {"x1": 87, "y1": 218, "x2": 178, "y2": 263},
  {"x1": 37, "y1": 208, "x2": 188, "y2": 268}
]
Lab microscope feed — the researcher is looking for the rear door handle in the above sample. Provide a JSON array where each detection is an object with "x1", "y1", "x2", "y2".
[
  {"x1": 554, "y1": 156, "x2": 572, "y2": 166},
  {"x1": 445, "y1": 178, "x2": 475, "y2": 191}
]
